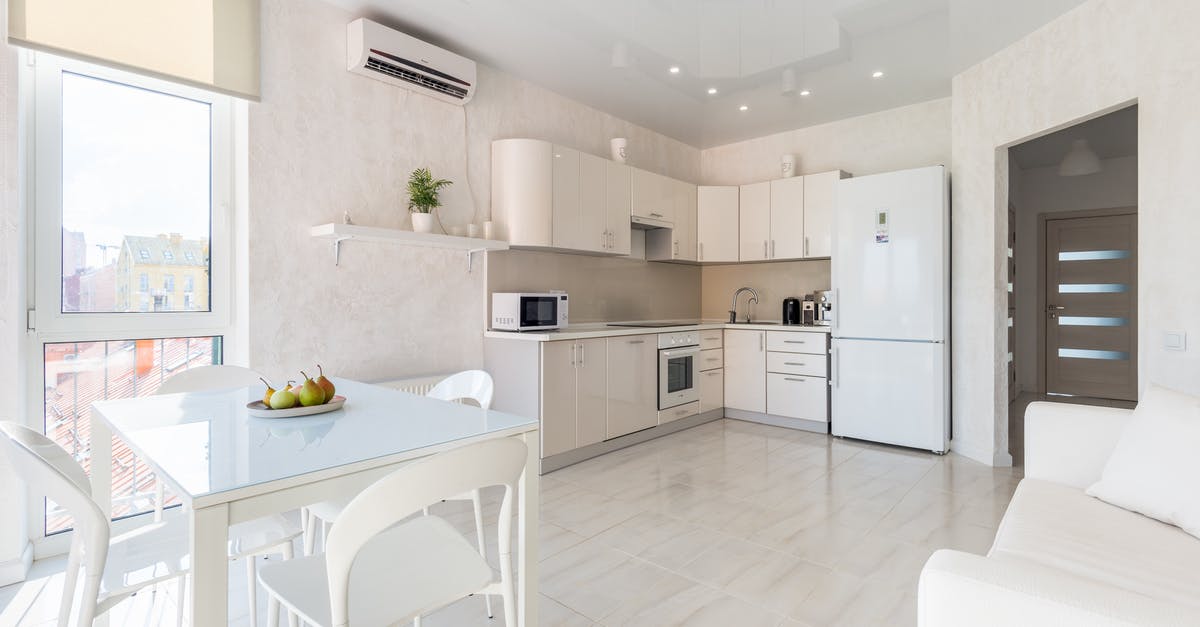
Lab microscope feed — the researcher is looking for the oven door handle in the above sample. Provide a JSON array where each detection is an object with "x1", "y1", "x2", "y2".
[{"x1": 660, "y1": 347, "x2": 700, "y2": 358}]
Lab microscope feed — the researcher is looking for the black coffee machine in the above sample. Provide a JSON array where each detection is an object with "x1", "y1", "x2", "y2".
[{"x1": 782, "y1": 297, "x2": 811, "y2": 325}]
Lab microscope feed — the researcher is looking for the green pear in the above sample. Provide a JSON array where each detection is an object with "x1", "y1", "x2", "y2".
[
  {"x1": 315, "y1": 365, "x2": 336, "y2": 403},
  {"x1": 269, "y1": 381, "x2": 297, "y2": 409},
  {"x1": 298, "y1": 371, "x2": 325, "y2": 407}
]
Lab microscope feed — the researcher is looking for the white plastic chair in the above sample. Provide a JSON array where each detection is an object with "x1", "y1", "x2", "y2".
[
  {"x1": 258, "y1": 437, "x2": 527, "y2": 627},
  {"x1": 155, "y1": 365, "x2": 303, "y2": 627},
  {"x1": 0, "y1": 421, "x2": 191, "y2": 627}
]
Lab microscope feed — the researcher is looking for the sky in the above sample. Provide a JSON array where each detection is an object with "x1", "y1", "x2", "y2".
[{"x1": 61, "y1": 71, "x2": 211, "y2": 270}]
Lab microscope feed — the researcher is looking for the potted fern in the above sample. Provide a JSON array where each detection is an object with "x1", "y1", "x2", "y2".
[{"x1": 406, "y1": 167, "x2": 452, "y2": 233}]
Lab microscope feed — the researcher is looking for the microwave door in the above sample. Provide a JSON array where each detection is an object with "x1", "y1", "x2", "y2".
[{"x1": 521, "y1": 296, "x2": 557, "y2": 328}]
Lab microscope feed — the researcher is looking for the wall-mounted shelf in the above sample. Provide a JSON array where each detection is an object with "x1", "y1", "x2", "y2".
[{"x1": 311, "y1": 223, "x2": 509, "y2": 271}]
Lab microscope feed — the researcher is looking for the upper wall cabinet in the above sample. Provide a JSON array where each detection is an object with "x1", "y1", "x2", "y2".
[
  {"x1": 492, "y1": 138, "x2": 631, "y2": 255},
  {"x1": 631, "y1": 168, "x2": 674, "y2": 224},
  {"x1": 646, "y1": 178, "x2": 698, "y2": 262},
  {"x1": 697, "y1": 186, "x2": 739, "y2": 263},
  {"x1": 739, "y1": 181, "x2": 771, "y2": 261},
  {"x1": 739, "y1": 170, "x2": 849, "y2": 262},
  {"x1": 801, "y1": 169, "x2": 848, "y2": 258}
]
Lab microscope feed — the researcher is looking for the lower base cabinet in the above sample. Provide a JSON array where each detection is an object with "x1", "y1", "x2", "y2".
[
  {"x1": 766, "y1": 373, "x2": 828, "y2": 422},
  {"x1": 540, "y1": 338, "x2": 607, "y2": 457},
  {"x1": 699, "y1": 368, "x2": 723, "y2": 413},
  {"x1": 606, "y1": 334, "x2": 658, "y2": 439}
]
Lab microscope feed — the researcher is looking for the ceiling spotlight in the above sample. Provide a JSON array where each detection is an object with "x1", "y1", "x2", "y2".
[
  {"x1": 781, "y1": 68, "x2": 797, "y2": 95},
  {"x1": 707, "y1": 87, "x2": 718, "y2": 95},
  {"x1": 872, "y1": 70, "x2": 884, "y2": 78},
  {"x1": 669, "y1": 66, "x2": 681, "y2": 74},
  {"x1": 739, "y1": 104, "x2": 749, "y2": 111},
  {"x1": 799, "y1": 89, "x2": 811, "y2": 96}
]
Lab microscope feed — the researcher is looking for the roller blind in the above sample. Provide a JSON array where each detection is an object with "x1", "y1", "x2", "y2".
[{"x1": 8, "y1": 0, "x2": 259, "y2": 100}]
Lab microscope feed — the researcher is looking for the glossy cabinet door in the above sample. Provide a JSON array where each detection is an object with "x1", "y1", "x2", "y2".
[
  {"x1": 540, "y1": 340, "x2": 578, "y2": 457},
  {"x1": 700, "y1": 368, "x2": 724, "y2": 414},
  {"x1": 769, "y1": 177, "x2": 805, "y2": 260},
  {"x1": 802, "y1": 170, "x2": 848, "y2": 258},
  {"x1": 606, "y1": 334, "x2": 658, "y2": 439},
  {"x1": 723, "y1": 329, "x2": 766, "y2": 412},
  {"x1": 579, "y1": 151, "x2": 609, "y2": 253},
  {"x1": 739, "y1": 181, "x2": 771, "y2": 261},
  {"x1": 673, "y1": 181, "x2": 698, "y2": 261},
  {"x1": 575, "y1": 338, "x2": 608, "y2": 448},
  {"x1": 551, "y1": 146, "x2": 582, "y2": 250},
  {"x1": 632, "y1": 168, "x2": 672, "y2": 223},
  {"x1": 767, "y1": 373, "x2": 828, "y2": 421},
  {"x1": 697, "y1": 186, "x2": 740, "y2": 262},
  {"x1": 606, "y1": 161, "x2": 632, "y2": 255},
  {"x1": 491, "y1": 138, "x2": 553, "y2": 247}
]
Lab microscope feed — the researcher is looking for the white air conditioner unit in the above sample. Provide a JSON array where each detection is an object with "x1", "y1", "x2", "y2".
[{"x1": 347, "y1": 18, "x2": 476, "y2": 105}]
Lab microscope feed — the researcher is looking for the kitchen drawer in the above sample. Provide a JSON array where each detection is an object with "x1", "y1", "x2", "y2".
[
  {"x1": 699, "y1": 331, "x2": 724, "y2": 350},
  {"x1": 659, "y1": 401, "x2": 699, "y2": 425},
  {"x1": 699, "y1": 368, "x2": 723, "y2": 413},
  {"x1": 767, "y1": 373, "x2": 829, "y2": 422},
  {"x1": 766, "y1": 331, "x2": 826, "y2": 355},
  {"x1": 699, "y1": 348, "x2": 723, "y2": 371},
  {"x1": 767, "y1": 351, "x2": 826, "y2": 377}
]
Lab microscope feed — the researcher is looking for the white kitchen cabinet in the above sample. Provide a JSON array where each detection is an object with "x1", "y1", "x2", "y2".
[
  {"x1": 697, "y1": 186, "x2": 740, "y2": 263},
  {"x1": 540, "y1": 338, "x2": 607, "y2": 457},
  {"x1": 551, "y1": 146, "x2": 583, "y2": 250},
  {"x1": 766, "y1": 331, "x2": 825, "y2": 354},
  {"x1": 631, "y1": 168, "x2": 673, "y2": 223},
  {"x1": 578, "y1": 151, "x2": 609, "y2": 253},
  {"x1": 766, "y1": 351, "x2": 826, "y2": 378},
  {"x1": 767, "y1": 373, "x2": 828, "y2": 422},
  {"x1": 724, "y1": 329, "x2": 766, "y2": 412},
  {"x1": 699, "y1": 330, "x2": 724, "y2": 350},
  {"x1": 769, "y1": 177, "x2": 805, "y2": 260},
  {"x1": 606, "y1": 334, "x2": 658, "y2": 439},
  {"x1": 659, "y1": 401, "x2": 699, "y2": 424},
  {"x1": 647, "y1": 178, "x2": 697, "y2": 262},
  {"x1": 739, "y1": 182, "x2": 771, "y2": 261},
  {"x1": 699, "y1": 348, "x2": 724, "y2": 372},
  {"x1": 700, "y1": 368, "x2": 724, "y2": 413},
  {"x1": 801, "y1": 170, "x2": 849, "y2": 258},
  {"x1": 606, "y1": 160, "x2": 632, "y2": 254}
]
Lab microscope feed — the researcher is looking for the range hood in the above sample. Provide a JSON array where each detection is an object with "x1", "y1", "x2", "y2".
[{"x1": 631, "y1": 215, "x2": 672, "y2": 230}]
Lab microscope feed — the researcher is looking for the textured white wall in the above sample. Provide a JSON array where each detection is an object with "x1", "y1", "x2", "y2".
[
  {"x1": 1011, "y1": 156, "x2": 1138, "y2": 393},
  {"x1": 952, "y1": 0, "x2": 1200, "y2": 465},
  {"x1": 699, "y1": 98, "x2": 951, "y2": 185},
  {"x1": 247, "y1": 0, "x2": 700, "y2": 383}
]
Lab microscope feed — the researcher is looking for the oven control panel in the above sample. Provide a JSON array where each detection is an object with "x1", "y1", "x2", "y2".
[{"x1": 658, "y1": 331, "x2": 699, "y2": 349}]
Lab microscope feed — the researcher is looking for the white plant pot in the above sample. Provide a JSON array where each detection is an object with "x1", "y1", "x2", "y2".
[{"x1": 411, "y1": 212, "x2": 434, "y2": 233}]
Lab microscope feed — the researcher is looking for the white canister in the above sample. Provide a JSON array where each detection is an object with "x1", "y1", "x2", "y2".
[
  {"x1": 483, "y1": 220, "x2": 495, "y2": 240},
  {"x1": 781, "y1": 154, "x2": 796, "y2": 178},
  {"x1": 611, "y1": 138, "x2": 628, "y2": 163}
]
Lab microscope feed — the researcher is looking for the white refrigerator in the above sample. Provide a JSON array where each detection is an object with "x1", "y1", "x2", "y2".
[{"x1": 830, "y1": 165, "x2": 949, "y2": 453}]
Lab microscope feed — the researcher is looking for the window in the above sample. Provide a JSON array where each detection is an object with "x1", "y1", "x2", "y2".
[
  {"x1": 183, "y1": 274, "x2": 194, "y2": 292},
  {"x1": 29, "y1": 54, "x2": 235, "y2": 545}
]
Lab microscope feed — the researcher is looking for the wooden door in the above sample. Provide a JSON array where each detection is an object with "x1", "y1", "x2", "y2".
[
  {"x1": 606, "y1": 335, "x2": 658, "y2": 439},
  {"x1": 769, "y1": 177, "x2": 805, "y2": 259},
  {"x1": 739, "y1": 182, "x2": 771, "y2": 261},
  {"x1": 540, "y1": 341, "x2": 577, "y2": 457},
  {"x1": 1044, "y1": 212, "x2": 1137, "y2": 400},
  {"x1": 724, "y1": 329, "x2": 766, "y2": 412},
  {"x1": 575, "y1": 338, "x2": 608, "y2": 447},
  {"x1": 697, "y1": 186, "x2": 740, "y2": 262}
]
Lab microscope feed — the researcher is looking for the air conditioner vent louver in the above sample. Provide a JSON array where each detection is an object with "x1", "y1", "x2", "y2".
[{"x1": 365, "y1": 57, "x2": 469, "y2": 100}]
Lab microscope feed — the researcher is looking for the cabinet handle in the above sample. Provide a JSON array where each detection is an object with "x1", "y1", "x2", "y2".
[
  {"x1": 771, "y1": 240, "x2": 776, "y2": 258},
  {"x1": 627, "y1": 339, "x2": 645, "y2": 344},
  {"x1": 674, "y1": 240, "x2": 679, "y2": 256},
  {"x1": 784, "y1": 362, "x2": 806, "y2": 366},
  {"x1": 706, "y1": 371, "x2": 721, "y2": 376},
  {"x1": 784, "y1": 377, "x2": 806, "y2": 382},
  {"x1": 762, "y1": 240, "x2": 767, "y2": 258},
  {"x1": 759, "y1": 333, "x2": 764, "y2": 351},
  {"x1": 804, "y1": 236, "x2": 810, "y2": 257},
  {"x1": 602, "y1": 230, "x2": 609, "y2": 249},
  {"x1": 610, "y1": 231, "x2": 615, "y2": 248},
  {"x1": 570, "y1": 343, "x2": 576, "y2": 366},
  {"x1": 699, "y1": 242, "x2": 704, "y2": 261},
  {"x1": 579, "y1": 343, "x2": 585, "y2": 366},
  {"x1": 783, "y1": 340, "x2": 805, "y2": 344},
  {"x1": 704, "y1": 336, "x2": 720, "y2": 341},
  {"x1": 650, "y1": 212, "x2": 663, "y2": 218},
  {"x1": 706, "y1": 357, "x2": 720, "y2": 362}
]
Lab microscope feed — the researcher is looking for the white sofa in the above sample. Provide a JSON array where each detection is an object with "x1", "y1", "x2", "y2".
[{"x1": 917, "y1": 401, "x2": 1200, "y2": 626}]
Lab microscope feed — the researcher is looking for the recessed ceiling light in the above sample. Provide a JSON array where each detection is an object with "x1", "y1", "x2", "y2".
[
  {"x1": 669, "y1": 66, "x2": 681, "y2": 74},
  {"x1": 872, "y1": 70, "x2": 884, "y2": 78},
  {"x1": 799, "y1": 89, "x2": 811, "y2": 96},
  {"x1": 739, "y1": 105, "x2": 749, "y2": 111},
  {"x1": 707, "y1": 87, "x2": 718, "y2": 95}
]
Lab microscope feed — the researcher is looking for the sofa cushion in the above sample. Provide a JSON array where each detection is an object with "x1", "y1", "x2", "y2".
[
  {"x1": 990, "y1": 478, "x2": 1200, "y2": 608},
  {"x1": 1086, "y1": 384, "x2": 1200, "y2": 539}
]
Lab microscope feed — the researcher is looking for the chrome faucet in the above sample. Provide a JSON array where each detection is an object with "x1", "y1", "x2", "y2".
[{"x1": 729, "y1": 287, "x2": 759, "y2": 323}]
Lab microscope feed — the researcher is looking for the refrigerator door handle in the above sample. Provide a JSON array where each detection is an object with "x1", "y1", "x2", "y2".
[
  {"x1": 830, "y1": 346, "x2": 839, "y2": 387},
  {"x1": 831, "y1": 288, "x2": 839, "y2": 331}
]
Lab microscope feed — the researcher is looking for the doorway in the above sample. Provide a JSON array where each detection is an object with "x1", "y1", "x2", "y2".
[{"x1": 1006, "y1": 105, "x2": 1138, "y2": 464}]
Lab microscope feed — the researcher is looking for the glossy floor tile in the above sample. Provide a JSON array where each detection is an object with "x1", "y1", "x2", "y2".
[{"x1": 0, "y1": 419, "x2": 1021, "y2": 626}]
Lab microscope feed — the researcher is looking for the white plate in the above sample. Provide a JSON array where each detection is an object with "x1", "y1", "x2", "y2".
[{"x1": 247, "y1": 395, "x2": 345, "y2": 418}]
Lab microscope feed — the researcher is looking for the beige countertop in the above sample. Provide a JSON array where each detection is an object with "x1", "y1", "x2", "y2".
[{"x1": 483, "y1": 320, "x2": 832, "y2": 342}]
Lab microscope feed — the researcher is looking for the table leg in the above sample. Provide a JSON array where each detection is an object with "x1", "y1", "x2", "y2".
[
  {"x1": 90, "y1": 420, "x2": 113, "y2": 519},
  {"x1": 189, "y1": 503, "x2": 230, "y2": 626},
  {"x1": 518, "y1": 431, "x2": 539, "y2": 627}
]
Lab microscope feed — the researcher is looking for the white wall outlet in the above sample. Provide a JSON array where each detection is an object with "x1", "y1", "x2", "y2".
[{"x1": 1164, "y1": 331, "x2": 1187, "y2": 351}]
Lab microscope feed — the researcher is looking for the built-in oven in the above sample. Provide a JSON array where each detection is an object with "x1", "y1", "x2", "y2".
[{"x1": 658, "y1": 331, "x2": 699, "y2": 410}]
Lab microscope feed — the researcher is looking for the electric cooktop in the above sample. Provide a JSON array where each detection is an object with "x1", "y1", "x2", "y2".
[{"x1": 606, "y1": 321, "x2": 704, "y2": 328}]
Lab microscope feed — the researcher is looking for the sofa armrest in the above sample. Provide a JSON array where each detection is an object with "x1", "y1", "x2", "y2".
[
  {"x1": 919, "y1": 550, "x2": 1199, "y2": 627},
  {"x1": 1023, "y1": 401, "x2": 1132, "y2": 489}
]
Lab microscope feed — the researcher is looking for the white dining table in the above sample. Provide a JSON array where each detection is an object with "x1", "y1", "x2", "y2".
[{"x1": 90, "y1": 377, "x2": 540, "y2": 626}]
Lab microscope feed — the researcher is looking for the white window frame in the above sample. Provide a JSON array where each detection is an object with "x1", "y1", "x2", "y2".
[{"x1": 23, "y1": 52, "x2": 237, "y2": 556}]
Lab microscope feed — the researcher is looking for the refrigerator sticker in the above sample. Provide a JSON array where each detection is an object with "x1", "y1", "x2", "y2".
[{"x1": 875, "y1": 209, "x2": 890, "y2": 243}]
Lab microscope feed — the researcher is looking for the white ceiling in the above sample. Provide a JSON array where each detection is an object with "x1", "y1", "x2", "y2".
[
  {"x1": 328, "y1": 0, "x2": 1087, "y2": 148},
  {"x1": 1010, "y1": 105, "x2": 1138, "y2": 170}
]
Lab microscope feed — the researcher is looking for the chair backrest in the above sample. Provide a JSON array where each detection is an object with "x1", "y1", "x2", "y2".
[
  {"x1": 0, "y1": 422, "x2": 110, "y2": 573},
  {"x1": 426, "y1": 370, "x2": 494, "y2": 409},
  {"x1": 324, "y1": 437, "x2": 527, "y2": 627},
  {"x1": 155, "y1": 364, "x2": 264, "y2": 395}
]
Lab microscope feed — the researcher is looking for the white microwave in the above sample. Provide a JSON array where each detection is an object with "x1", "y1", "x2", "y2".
[{"x1": 491, "y1": 292, "x2": 568, "y2": 331}]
